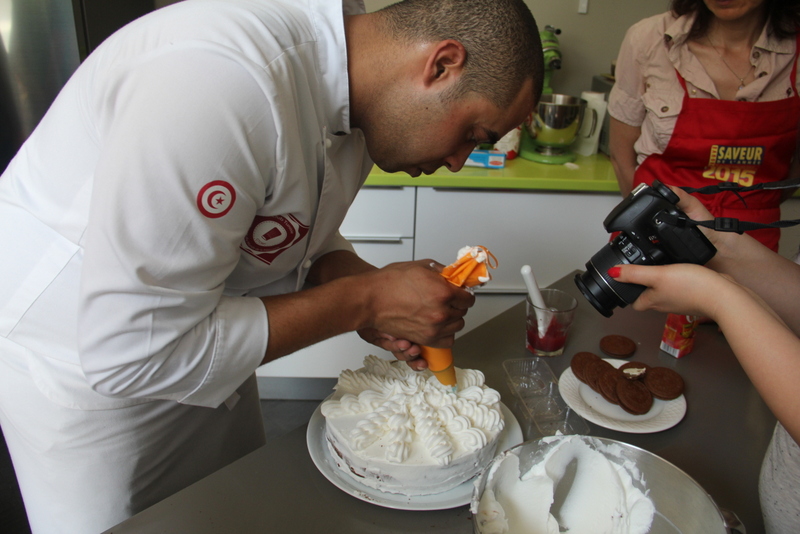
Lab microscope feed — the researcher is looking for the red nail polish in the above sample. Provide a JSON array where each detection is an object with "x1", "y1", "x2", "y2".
[{"x1": 607, "y1": 266, "x2": 622, "y2": 278}]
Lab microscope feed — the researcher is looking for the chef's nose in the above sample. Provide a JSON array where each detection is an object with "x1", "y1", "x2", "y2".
[{"x1": 443, "y1": 144, "x2": 474, "y2": 173}]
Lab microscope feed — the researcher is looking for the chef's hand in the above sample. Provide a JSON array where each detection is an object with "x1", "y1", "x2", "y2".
[
  {"x1": 359, "y1": 259, "x2": 474, "y2": 366},
  {"x1": 356, "y1": 329, "x2": 429, "y2": 371}
]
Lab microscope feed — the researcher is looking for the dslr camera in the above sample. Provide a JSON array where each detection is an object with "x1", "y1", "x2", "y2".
[{"x1": 574, "y1": 179, "x2": 717, "y2": 317}]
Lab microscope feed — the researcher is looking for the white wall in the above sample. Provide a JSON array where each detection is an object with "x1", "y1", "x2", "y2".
[{"x1": 365, "y1": 0, "x2": 671, "y2": 98}]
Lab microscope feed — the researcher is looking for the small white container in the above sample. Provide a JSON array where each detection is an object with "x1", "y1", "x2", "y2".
[{"x1": 572, "y1": 91, "x2": 608, "y2": 157}]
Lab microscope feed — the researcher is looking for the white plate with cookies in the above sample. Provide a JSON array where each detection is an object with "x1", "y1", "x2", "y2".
[{"x1": 559, "y1": 358, "x2": 687, "y2": 433}]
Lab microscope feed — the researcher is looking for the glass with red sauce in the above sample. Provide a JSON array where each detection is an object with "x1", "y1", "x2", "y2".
[{"x1": 526, "y1": 289, "x2": 578, "y2": 357}]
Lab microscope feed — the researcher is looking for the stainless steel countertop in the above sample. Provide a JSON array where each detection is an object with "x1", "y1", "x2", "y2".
[{"x1": 105, "y1": 272, "x2": 775, "y2": 534}]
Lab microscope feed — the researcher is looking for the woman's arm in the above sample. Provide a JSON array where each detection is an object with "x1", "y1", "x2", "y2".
[
  {"x1": 609, "y1": 117, "x2": 641, "y2": 197},
  {"x1": 661, "y1": 187, "x2": 800, "y2": 335},
  {"x1": 703, "y1": 222, "x2": 800, "y2": 336},
  {"x1": 611, "y1": 263, "x2": 800, "y2": 445}
]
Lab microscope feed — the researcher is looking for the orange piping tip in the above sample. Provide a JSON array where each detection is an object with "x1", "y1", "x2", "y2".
[
  {"x1": 420, "y1": 346, "x2": 457, "y2": 388},
  {"x1": 431, "y1": 365, "x2": 457, "y2": 387}
]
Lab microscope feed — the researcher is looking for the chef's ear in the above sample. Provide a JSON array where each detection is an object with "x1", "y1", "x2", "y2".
[{"x1": 422, "y1": 40, "x2": 466, "y2": 88}]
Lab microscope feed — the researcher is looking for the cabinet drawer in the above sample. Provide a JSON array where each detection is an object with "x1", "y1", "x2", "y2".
[
  {"x1": 350, "y1": 238, "x2": 414, "y2": 268},
  {"x1": 340, "y1": 187, "x2": 415, "y2": 239}
]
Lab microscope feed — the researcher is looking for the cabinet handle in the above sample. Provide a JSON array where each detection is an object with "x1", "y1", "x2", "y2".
[{"x1": 344, "y1": 236, "x2": 404, "y2": 244}]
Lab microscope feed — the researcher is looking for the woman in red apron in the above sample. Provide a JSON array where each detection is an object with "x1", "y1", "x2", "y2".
[
  {"x1": 633, "y1": 46, "x2": 800, "y2": 252},
  {"x1": 609, "y1": 1, "x2": 800, "y2": 253}
]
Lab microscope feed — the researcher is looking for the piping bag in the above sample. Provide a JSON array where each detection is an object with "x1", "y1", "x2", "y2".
[{"x1": 420, "y1": 246, "x2": 498, "y2": 393}]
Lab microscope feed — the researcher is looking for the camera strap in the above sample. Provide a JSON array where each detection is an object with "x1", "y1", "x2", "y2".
[
  {"x1": 667, "y1": 182, "x2": 800, "y2": 233},
  {"x1": 681, "y1": 182, "x2": 800, "y2": 195},
  {"x1": 660, "y1": 212, "x2": 800, "y2": 234},
  {"x1": 681, "y1": 181, "x2": 799, "y2": 208}
]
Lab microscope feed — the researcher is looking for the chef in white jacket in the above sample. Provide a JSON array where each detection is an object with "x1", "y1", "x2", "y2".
[{"x1": 0, "y1": 0, "x2": 542, "y2": 531}]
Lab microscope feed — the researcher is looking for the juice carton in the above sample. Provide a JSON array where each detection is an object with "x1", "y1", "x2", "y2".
[{"x1": 659, "y1": 313, "x2": 697, "y2": 358}]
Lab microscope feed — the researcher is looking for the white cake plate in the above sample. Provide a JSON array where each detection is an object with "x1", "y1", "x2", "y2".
[{"x1": 306, "y1": 401, "x2": 522, "y2": 510}]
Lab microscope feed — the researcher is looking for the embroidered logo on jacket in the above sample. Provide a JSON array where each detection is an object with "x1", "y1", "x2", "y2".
[
  {"x1": 241, "y1": 214, "x2": 309, "y2": 265},
  {"x1": 703, "y1": 145, "x2": 765, "y2": 187},
  {"x1": 197, "y1": 181, "x2": 236, "y2": 218}
]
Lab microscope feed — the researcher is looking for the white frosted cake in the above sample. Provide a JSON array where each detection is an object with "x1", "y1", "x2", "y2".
[{"x1": 320, "y1": 355, "x2": 505, "y2": 496}]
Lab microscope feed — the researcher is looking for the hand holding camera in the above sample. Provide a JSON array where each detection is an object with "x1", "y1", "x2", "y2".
[{"x1": 575, "y1": 180, "x2": 717, "y2": 317}]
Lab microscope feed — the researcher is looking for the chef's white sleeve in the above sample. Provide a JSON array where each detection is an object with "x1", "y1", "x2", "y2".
[{"x1": 78, "y1": 47, "x2": 280, "y2": 408}]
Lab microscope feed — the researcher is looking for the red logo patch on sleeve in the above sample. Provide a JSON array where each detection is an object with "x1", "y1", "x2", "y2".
[{"x1": 197, "y1": 181, "x2": 236, "y2": 218}]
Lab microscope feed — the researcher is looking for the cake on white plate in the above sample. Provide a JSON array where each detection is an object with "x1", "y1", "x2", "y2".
[{"x1": 320, "y1": 355, "x2": 505, "y2": 496}]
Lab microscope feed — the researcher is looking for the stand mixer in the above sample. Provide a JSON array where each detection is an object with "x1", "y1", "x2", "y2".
[
  {"x1": 539, "y1": 25, "x2": 562, "y2": 96},
  {"x1": 520, "y1": 26, "x2": 587, "y2": 164},
  {"x1": 520, "y1": 94, "x2": 586, "y2": 164}
]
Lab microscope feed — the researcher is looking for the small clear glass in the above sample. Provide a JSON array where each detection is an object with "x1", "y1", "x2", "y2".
[{"x1": 526, "y1": 289, "x2": 578, "y2": 357}]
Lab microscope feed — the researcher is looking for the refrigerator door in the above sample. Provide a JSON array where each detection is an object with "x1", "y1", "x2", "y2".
[
  {"x1": 73, "y1": 0, "x2": 155, "y2": 60},
  {"x1": 0, "y1": 0, "x2": 155, "y2": 172}
]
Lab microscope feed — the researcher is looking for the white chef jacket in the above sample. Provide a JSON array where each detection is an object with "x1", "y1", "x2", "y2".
[{"x1": 0, "y1": 0, "x2": 373, "y2": 411}]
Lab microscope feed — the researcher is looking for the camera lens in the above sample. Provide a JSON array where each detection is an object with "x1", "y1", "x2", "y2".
[
  {"x1": 574, "y1": 240, "x2": 648, "y2": 317},
  {"x1": 574, "y1": 270, "x2": 617, "y2": 318}
]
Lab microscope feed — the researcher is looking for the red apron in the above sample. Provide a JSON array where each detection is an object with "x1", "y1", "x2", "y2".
[{"x1": 633, "y1": 35, "x2": 800, "y2": 252}]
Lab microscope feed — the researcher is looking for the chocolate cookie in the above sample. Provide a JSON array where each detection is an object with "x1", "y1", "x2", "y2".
[
  {"x1": 616, "y1": 378, "x2": 653, "y2": 415},
  {"x1": 600, "y1": 335, "x2": 637, "y2": 358},
  {"x1": 619, "y1": 361, "x2": 650, "y2": 380},
  {"x1": 584, "y1": 358, "x2": 614, "y2": 393},
  {"x1": 644, "y1": 367, "x2": 685, "y2": 400},
  {"x1": 598, "y1": 367, "x2": 624, "y2": 405},
  {"x1": 570, "y1": 351, "x2": 601, "y2": 382}
]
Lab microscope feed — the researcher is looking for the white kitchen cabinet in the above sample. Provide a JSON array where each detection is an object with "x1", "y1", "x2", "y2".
[
  {"x1": 339, "y1": 186, "x2": 415, "y2": 267},
  {"x1": 414, "y1": 188, "x2": 621, "y2": 291}
]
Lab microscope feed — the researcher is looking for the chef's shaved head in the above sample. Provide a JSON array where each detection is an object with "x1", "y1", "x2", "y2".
[{"x1": 376, "y1": 0, "x2": 543, "y2": 109}]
